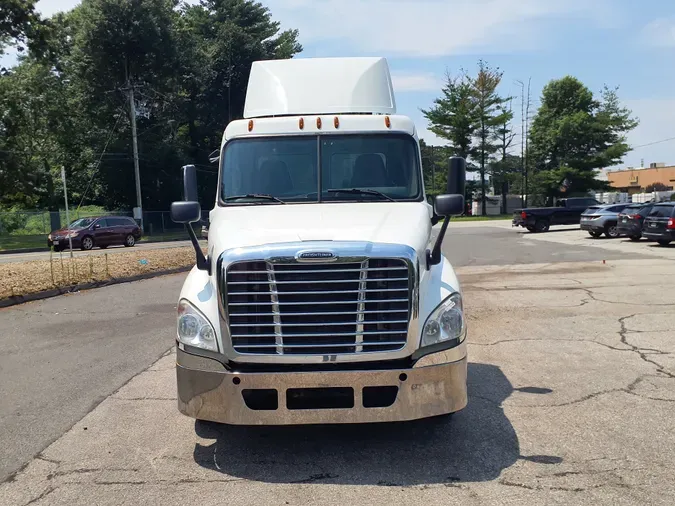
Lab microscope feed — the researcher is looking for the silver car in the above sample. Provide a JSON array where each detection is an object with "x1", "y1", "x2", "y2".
[{"x1": 580, "y1": 204, "x2": 630, "y2": 238}]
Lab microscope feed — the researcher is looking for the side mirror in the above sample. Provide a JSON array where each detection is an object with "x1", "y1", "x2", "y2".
[
  {"x1": 182, "y1": 165, "x2": 198, "y2": 202},
  {"x1": 426, "y1": 157, "x2": 468, "y2": 270},
  {"x1": 171, "y1": 165, "x2": 209, "y2": 271},
  {"x1": 446, "y1": 156, "x2": 466, "y2": 196},
  {"x1": 434, "y1": 194, "x2": 464, "y2": 217},
  {"x1": 170, "y1": 201, "x2": 201, "y2": 224}
]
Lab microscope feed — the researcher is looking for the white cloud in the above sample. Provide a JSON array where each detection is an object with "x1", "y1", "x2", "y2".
[
  {"x1": 641, "y1": 18, "x2": 675, "y2": 47},
  {"x1": 391, "y1": 72, "x2": 442, "y2": 92},
  {"x1": 265, "y1": 0, "x2": 612, "y2": 57}
]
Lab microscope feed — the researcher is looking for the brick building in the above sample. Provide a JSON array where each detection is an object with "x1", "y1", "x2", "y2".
[{"x1": 606, "y1": 163, "x2": 675, "y2": 193}]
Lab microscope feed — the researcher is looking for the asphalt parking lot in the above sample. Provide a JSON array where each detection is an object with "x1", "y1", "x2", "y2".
[{"x1": 2, "y1": 222, "x2": 674, "y2": 505}]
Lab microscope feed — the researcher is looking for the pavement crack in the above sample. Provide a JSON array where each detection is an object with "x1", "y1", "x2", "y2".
[
  {"x1": 23, "y1": 486, "x2": 57, "y2": 506},
  {"x1": 619, "y1": 315, "x2": 675, "y2": 379},
  {"x1": 111, "y1": 396, "x2": 176, "y2": 401},
  {"x1": 499, "y1": 479, "x2": 585, "y2": 493},
  {"x1": 291, "y1": 473, "x2": 339, "y2": 484},
  {"x1": 471, "y1": 337, "x2": 632, "y2": 353}
]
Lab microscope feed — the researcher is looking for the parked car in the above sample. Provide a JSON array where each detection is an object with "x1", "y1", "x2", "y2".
[
  {"x1": 642, "y1": 203, "x2": 675, "y2": 246},
  {"x1": 512, "y1": 197, "x2": 600, "y2": 233},
  {"x1": 616, "y1": 203, "x2": 654, "y2": 241},
  {"x1": 580, "y1": 204, "x2": 630, "y2": 238},
  {"x1": 48, "y1": 216, "x2": 141, "y2": 251}
]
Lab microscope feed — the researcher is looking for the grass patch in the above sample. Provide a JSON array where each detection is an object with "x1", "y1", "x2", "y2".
[
  {"x1": 0, "y1": 235, "x2": 48, "y2": 251},
  {"x1": 0, "y1": 246, "x2": 198, "y2": 300}
]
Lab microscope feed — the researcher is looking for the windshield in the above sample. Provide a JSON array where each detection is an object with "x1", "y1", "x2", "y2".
[
  {"x1": 219, "y1": 134, "x2": 422, "y2": 204},
  {"x1": 68, "y1": 218, "x2": 95, "y2": 229}
]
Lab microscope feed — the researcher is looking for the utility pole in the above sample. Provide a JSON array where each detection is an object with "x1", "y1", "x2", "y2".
[
  {"x1": 123, "y1": 61, "x2": 143, "y2": 233},
  {"x1": 524, "y1": 77, "x2": 532, "y2": 207},
  {"x1": 60, "y1": 166, "x2": 74, "y2": 258},
  {"x1": 127, "y1": 81, "x2": 143, "y2": 232},
  {"x1": 516, "y1": 80, "x2": 525, "y2": 207}
]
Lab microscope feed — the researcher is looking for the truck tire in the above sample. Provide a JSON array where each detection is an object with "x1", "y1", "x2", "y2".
[
  {"x1": 526, "y1": 226, "x2": 535, "y2": 232},
  {"x1": 534, "y1": 219, "x2": 550, "y2": 233},
  {"x1": 604, "y1": 223, "x2": 619, "y2": 238},
  {"x1": 588, "y1": 231, "x2": 603, "y2": 238},
  {"x1": 657, "y1": 239, "x2": 671, "y2": 247},
  {"x1": 630, "y1": 235, "x2": 641, "y2": 241}
]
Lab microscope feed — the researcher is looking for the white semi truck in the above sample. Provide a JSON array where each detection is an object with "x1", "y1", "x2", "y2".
[{"x1": 170, "y1": 57, "x2": 468, "y2": 424}]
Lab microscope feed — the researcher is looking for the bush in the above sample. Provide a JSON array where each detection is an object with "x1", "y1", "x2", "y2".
[{"x1": 0, "y1": 208, "x2": 28, "y2": 235}]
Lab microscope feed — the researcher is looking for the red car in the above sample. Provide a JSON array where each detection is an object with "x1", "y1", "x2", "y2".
[{"x1": 48, "y1": 216, "x2": 141, "y2": 251}]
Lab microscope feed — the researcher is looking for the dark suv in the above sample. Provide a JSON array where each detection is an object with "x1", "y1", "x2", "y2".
[
  {"x1": 616, "y1": 203, "x2": 654, "y2": 241},
  {"x1": 48, "y1": 216, "x2": 141, "y2": 251},
  {"x1": 642, "y1": 203, "x2": 675, "y2": 246}
]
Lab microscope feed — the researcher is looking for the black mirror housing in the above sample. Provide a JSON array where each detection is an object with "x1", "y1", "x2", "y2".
[
  {"x1": 171, "y1": 201, "x2": 201, "y2": 224},
  {"x1": 182, "y1": 165, "x2": 198, "y2": 202},
  {"x1": 447, "y1": 156, "x2": 466, "y2": 196},
  {"x1": 434, "y1": 194, "x2": 465, "y2": 217}
]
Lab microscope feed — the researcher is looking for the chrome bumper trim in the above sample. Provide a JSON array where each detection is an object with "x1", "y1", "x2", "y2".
[{"x1": 176, "y1": 347, "x2": 467, "y2": 425}]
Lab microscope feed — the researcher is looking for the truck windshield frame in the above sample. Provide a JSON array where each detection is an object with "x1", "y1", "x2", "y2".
[{"x1": 218, "y1": 133, "x2": 423, "y2": 206}]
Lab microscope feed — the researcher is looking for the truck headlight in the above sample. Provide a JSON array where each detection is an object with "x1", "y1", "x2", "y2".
[
  {"x1": 177, "y1": 300, "x2": 218, "y2": 352},
  {"x1": 421, "y1": 293, "x2": 465, "y2": 347}
]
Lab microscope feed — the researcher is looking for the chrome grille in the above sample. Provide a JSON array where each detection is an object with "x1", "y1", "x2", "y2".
[{"x1": 224, "y1": 259, "x2": 410, "y2": 355}]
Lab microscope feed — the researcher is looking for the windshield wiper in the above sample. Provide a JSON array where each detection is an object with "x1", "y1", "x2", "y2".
[
  {"x1": 223, "y1": 194, "x2": 286, "y2": 204},
  {"x1": 326, "y1": 188, "x2": 396, "y2": 202}
]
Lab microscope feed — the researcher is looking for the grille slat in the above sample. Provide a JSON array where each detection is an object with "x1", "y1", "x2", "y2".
[{"x1": 224, "y1": 258, "x2": 410, "y2": 355}]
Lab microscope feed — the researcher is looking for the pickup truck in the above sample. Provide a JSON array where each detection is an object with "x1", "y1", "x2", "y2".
[{"x1": 512, "y1": 197, "x2": 600, "y2": 233}]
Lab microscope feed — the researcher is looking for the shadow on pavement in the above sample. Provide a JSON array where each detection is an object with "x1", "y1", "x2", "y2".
[{"x1": 192, "y1": 363, "x2": 553, "y2": 485}]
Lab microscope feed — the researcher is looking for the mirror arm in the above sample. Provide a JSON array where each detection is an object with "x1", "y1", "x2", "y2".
[
  {"x1": 426, "y1": 216, "x2": 450, "y2": 270},
  {"x1": 186, "y1": 224, "x2": 209, "y2": 272}
]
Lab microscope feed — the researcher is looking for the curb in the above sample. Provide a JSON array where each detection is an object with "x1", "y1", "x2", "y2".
[
  {"x1": 0, "y1": 266, "x2": 191, "y2": 309},
  {"x1": 0, "y1": 247, "x2": 48, "y2": 255}
]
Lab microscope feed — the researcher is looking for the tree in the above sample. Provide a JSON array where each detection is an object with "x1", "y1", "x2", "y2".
[
  {"x1": 469, "y1": 61, "x2": 512, "y2": 215},
  {"x1": 422, "y1": 71, "x2": 476, "y2": 160},
  {"x1": 491, "y1": 101, "x2": 517, "y2": 213},
  {"x1": 0, "y1": 0, "x2": 302, "y2": 210},
  {"x1": 0, "y1": 0, "x2": 51, "y2": 63},
  {"x1": 419, "y1": 139, "x2": 450, "y2": 198},
  {"x1": 528, "y1": 77, "x2": 638, "y2": 201},
  {"x1": 645, "y1": 182, "x2": 669, "y2": 192}
]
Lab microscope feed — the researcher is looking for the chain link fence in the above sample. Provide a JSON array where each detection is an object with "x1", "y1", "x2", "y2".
[{"x1": 0, "y1": 209, "x2": 207, "y2": 251}]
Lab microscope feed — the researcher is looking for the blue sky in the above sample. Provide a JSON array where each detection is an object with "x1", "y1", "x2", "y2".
[{"x1": 4, "y1": 0, "x2": 675, "y2": 171}]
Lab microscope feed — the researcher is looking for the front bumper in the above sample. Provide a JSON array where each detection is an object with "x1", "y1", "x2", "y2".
[{"x1": 176, "y1": 345, "x2": 468, "y2": 425}]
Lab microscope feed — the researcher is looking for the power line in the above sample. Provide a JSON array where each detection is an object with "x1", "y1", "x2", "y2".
[
  {"x1": 76, "y1": 113, "x2": 124, "y2": 211},
  {"x1": 632, "y1": 136, "x2": 675, "y2": 149}
]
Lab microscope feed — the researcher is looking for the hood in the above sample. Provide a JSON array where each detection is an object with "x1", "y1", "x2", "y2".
[
  {"x1": 51, "y1": 227, "x2": 83, "y2": 236},
  {"x1": 208, "y1": 202, "x2": 433, "y2": 259}
]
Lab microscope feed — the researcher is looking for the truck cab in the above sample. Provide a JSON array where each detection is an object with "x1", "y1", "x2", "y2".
[{"x1": 170, "y1": 57, "x2": 468, "y2": 424}]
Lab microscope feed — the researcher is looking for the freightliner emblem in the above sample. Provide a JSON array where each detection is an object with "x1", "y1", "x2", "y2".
[{"x1": 296, "y1": 251, "x2": 338, "y2": 262}]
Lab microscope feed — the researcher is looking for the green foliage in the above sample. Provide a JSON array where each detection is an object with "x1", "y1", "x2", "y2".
[
  {"x1": 423, "y1": 61, "x2": 513, "y2": 214},
  {"x1": 421, "y1": 73, "x2": 476, "y2": 160},
  {"x1": 645, "y1": 182, "x2": 669, "y2": 192},
  {"x1": 0, "y1": 0, "x2": 51, "y2": 59},
  {"x1": 0, "y1": 0, "x2": 301, "y2": 210},
  {"x1": 0, "y1": 205, "x2": 27, "y2": 233},
  {"x1": 528, "y1": 77, "x2": 638, "y2": 198}
]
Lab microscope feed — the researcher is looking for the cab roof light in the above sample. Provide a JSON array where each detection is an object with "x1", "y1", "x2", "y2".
[
  {"x1": 385, "y1": 115, "x2": 391, "y2": 128},
  {"x1": 248, "y1": 119, "x2": 254, "y2": 132},
  {"x1": 316, "y1": 117, "x2": 322, "y2": 129},
  {"x1": 299, "y1": 117, "x2": 304, "y2": 130},
  {"x1": 334, "y1": 116, "x2": 340, "y2": 129}
]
